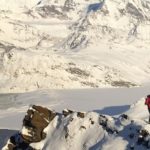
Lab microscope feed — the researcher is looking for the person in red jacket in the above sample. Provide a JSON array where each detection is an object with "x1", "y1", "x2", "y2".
[{"x1": 145, "y1": 95, "x2": 150, "y2": 123}]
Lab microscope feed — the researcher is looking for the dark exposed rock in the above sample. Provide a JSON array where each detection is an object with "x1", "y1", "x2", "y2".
[
  {"x1": 89, "y1": 118, "x2": 95, "y2": 125},
  {"x1": 80, "y1": 126, "x2": 86, "y2": 130},
  {"x1": 99, "y1": 115, "x2": 118, "y2": 134},
  {"x1": 137, "y1": 129, "x2": 150, "y2": 147},
  {"x1": 101, "y1": 6, "x2": 109, "y2": 15},
  {"x1": 62, "y1": 109, "x2": 74, "y2": 117},
  {"x1": 91, "y1": 121, "x2": 94, "y2": 125},
  {"x1": 66, "y1": 67, "x2": 90, "y2": 78},
  {"x1": 63, "y1": 0, "x2": 76, "y2": 11},
  {"x1": 81, "y1": 81, "x2": 98, "y2": 88},
  {"x1": 4, "y1": 105, "x2": 56, "y2": 150},
  {"x1": 139, "y1": 129, "x2": 149, "y2": 137},
  {"x1": 22, "y1": 105, "x2": 56, "y2": 143},
  {"x1": 65, "y1": 133, "x2": 69, "y2": 139},
  {"x1": 0, "y1": 42, "x2": 15, "y2": 52},
  {"x1": 119, "y1": 9, "x2": 126, "y2": 16},
  {"x1": 121, "y1": 114, "x2": 129, "y2": 120},
  {"x1": 77, "y1": 112, "x2": 85, "y2": 118},
  {"x1": 65, "y1": 33, "x2": 88, "y2": 49},
  {"x1": 36, "y1": 5, "x2": 67, "y2": 19},
  {"x1": 99, "y1": 114, "x2": 108, "y2": 127},
  {"x1": 126, "y1": 3, "x2": 144, "y2": 20},
  {"x1": 111, "y1": 80, "x2": 137, "y2": 88}
]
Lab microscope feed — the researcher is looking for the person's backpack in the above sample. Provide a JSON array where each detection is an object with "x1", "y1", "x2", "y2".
[{"x1": 145, "y1": 95, "x2": 150, "y2": 106}]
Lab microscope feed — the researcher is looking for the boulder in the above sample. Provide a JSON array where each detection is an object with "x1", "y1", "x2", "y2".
[
  {"x1": 137, "y1": 129, "x2": 149, "y2": 146},
  {"x1": 3, "y1": 105, "x2": 56, "y2": 150},
  {"x1": 62, "y1": 109, "x2": 74, "y2": 117},
  {"x1": 22, "y1": 105, "x2": 56, "y2": 143},
  {"x1": 77, "y1": 112, "x2": 85, "y2": 118}
]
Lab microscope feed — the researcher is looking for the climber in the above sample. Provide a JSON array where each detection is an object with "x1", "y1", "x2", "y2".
[{"x1": 145, "y1": 95, "x2": 150, "y2": 123}]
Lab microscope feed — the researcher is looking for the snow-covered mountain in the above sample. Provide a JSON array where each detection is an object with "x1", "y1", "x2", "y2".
[
  {"x1": 0, "y1": 0, "x2": 150, "y2": 93},
  {"x1": 0, "y1": 85, "x2": 150, "y2": 150},
  {"x1": 2, "y1": 93, "x2": 150, "y2": 150},
  {"x1": 1, "y1": 1, "x2": 150, "y2": 149}
]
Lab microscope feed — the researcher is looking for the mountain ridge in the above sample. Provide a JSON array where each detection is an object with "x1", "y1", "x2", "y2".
[
  {"x1": 0, "y1": 0, "x2": 150, "y2": 92},
  {"x1": 2, "y1": 99, "x2": 150, "y2": 150}
]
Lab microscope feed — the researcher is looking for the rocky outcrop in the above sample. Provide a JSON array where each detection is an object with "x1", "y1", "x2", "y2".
[
  {"x1": 3, "y1": 106, "x2": 150, "y2": 150},
  {"x1": 3, "y1": 105, "x2": 56, "y2": 150},
  {"x1": 22, "y1": 105, "x2": 56, "y2": 143},
  {"x1": 62, "y1": 0, "x2": 150, "y2": 50},
  {"x1": 62, "y1": 109, "x2": 74, "y2": 117},
  {"x1": 63, "y1": 0, "x2": 76, "y2": 11},
  {"x1": 36, "y1": 5, "x2": 67, "y2": 19}
]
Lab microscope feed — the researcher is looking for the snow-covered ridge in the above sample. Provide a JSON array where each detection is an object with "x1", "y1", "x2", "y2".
[
  {"x1": 0, "y1": 0, "x2": 150, "y2": 92},
  {"x1": 2, "y1": 101, "x2": 150, "y2": 150},
  {"x1": 63, "y1": 0, "x2": 150, "y2": 49}
]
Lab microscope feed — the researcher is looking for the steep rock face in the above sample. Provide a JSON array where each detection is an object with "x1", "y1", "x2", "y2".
[
  {"x1": 3, "y1": 105, "x2": 56, "y2": 150},
  {"x1": 22, "y1": 105, "x2": 56, "y2": 143},
  {"x1": 1, "y1": 0, "x2": 150, "y2": 50},
  {"x1": 63, "y1": 0, "x2": 76, "y2": 11},
  {"x1": 63, "y1": 0, "x2": 150, "y2": 49}
]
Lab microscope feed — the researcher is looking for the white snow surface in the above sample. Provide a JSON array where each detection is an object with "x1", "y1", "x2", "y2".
[
  {"x1": 0, "y1": 0, "x2": 150, "y2": 149},
  {"x1": 0, "y1": 0, "x2": 150, "y2": 92},
  {"x1": 1, "y1": 87, "x2": 150, "y2": 150}
]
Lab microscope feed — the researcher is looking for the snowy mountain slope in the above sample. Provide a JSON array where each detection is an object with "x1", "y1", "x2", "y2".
[
  {"x1": 0, "y1": 0, "x2": 38, "y2": 12},
  {"x1": 1, "y1": 86, "x2": 150, "y2": 129},
  {"x1": 1, "y1": 41, "x2": 150, "y2": 92},
  {"x1": 62, "y1": 0, "x2": 150, "y2": 50},
  {"x1": 1, "y1": 1, "x2": 150, "y2": 149},
  {"x1": 0, "y1": 0, "x2": 150, "y2": 93},
  {"x1": 1, "y1": 90, "x2": 150, "y2": 150},
  {"x1": 30, "y1": 111, "x2": 150, "y2": 150}
]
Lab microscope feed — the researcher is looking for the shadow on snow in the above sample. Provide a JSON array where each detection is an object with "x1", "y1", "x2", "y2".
[
  {"x1": 94, "y1": 105, "x2": 130, "y2": 116},
  {"x1": 0, "y1": 129, "x2": 18, "y2": 149}
]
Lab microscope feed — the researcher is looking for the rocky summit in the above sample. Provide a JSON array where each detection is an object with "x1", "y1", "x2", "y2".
[{"x1": 3, "y1": 103, "x2": 150, "y2": 150}]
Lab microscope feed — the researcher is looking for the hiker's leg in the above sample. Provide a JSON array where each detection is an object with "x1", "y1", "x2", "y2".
[
  {"x1": 148, "y1": 108, "x2": 150, "y2": 123},
  {"x1": 148, "y1": 108, "x2": 150, "y2": 113}
]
